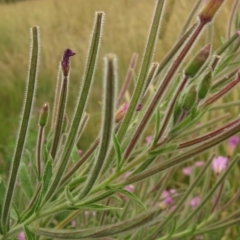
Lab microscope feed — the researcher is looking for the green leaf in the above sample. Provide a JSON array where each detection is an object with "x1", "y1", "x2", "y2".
[
  {"x1": 65, "y1": 186, "x2": 75, "y2": 205},
  {"x1": 19, "y1": 163, "x2": 34, "y2": 199},
  {"x1": 24, "y1": 225, "x2": 36, "y2": 240},
  {"x1": 0, "y1": 177, "x2": 6, "y2": 233},
  {"x1": 31, "y1": 208, "x2": 160, "y2": 239},
  {"x1": 149, "y1": 144, "x2": 178, "y2": 157},
  {"x1": 71, "y1": 146, "x2": 80, "y2": 163},
  {"x1": 41, "y1": 157, "x2": 53, "y2": 197},
  {"x1": 68, "y1": 203, "x2": 122, "y2": 211},
  {"x1": 113, "y1": 133, "x2": 122, "y2": 171},
  {"x1": 106, "y1": 186, "x2": 146, "y2": 210}
]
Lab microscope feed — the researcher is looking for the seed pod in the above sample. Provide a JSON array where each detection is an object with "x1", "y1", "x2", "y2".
[
  {"x1": 185, "y1": 44, "x2": 211, "y2": 78},
  {"x1": 39, "y1": 102, "x2": 49, "y2": 127},
  {"x1": 198, "y1": 70, "x2": 212, "y2": 100}
]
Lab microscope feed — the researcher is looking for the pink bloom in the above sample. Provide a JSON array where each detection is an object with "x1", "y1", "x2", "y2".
[
  {"x1": 212, "y1": 156, "x2": 228, "y2": 175},
  {"x1": 228, "y1": 136, "x2": 239, "y2": 148},
  {"x1": 161, "y1": 189, "x2": 176, "y2": 205},
  {"x1": 182, "y1": 166, "x2": 192, "y2": 175},
  {"x1": 124, "y1": 184, "x2": 134, "y2": 193},
  {"x1": 71, "y1": 220, "x2": 76, "y2": 227},
  {"x1": 190, "y1": 196, "x2": 201, "y2": 208},
  {"x1": 17, "y1": 232, "x2": 25, "y2": 240},
  {"x1": 238, "y1": 30, "x2": 240, "y2": 36},
  {"x1": 146, "y1": 136, "x2": 152, "y2": 146},
  {"x1": 78, "y1": 150, "x2": 83, "y2": 156},
  {"x1": 195, "y1": 161, "x2": 204, "y2": 167}
]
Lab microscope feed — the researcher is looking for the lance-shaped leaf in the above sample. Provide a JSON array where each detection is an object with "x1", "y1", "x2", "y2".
[
  {"x1": 78, "y1": 53, "x2": 117, "y2": 199},
  {"x1": 1, "y1": 26, "x2": 40, "y2": 233},
  {"x1": 19, "y1": 163, "x2": 34, "y2": 199}
]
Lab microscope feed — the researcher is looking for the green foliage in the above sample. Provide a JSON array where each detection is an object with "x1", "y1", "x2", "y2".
[{"x1": 1, "y1": 0, "x2": 240, "y2": 239}]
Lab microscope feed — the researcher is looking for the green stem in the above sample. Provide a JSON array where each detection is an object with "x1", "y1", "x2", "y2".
[
  {"x1": 1, "y1": 26, "x2": 40, "y2": 234},
  {"x1": 51, "y1": 75, "x2": 68, "y2": 159},
  {"x1": 122, "y1": 117, "x2": 240, "y2": 185},
  {"x1": 123, "y1": 21, "x2": 205, "y2": 161}
]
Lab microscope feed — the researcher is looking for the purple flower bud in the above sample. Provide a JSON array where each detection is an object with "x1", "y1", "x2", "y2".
[
  {"x1": 212, "y1": 156, "x2": 228, "y2": 175},
  {"x1": 78, "y1": 150, "x2": 83, "y2": 156},
  {"x1": 61, "y1": 48, "x2": 76, "y2": 76},
  {"x1": 190, "y1": 196, "x2": 201, "y2": 208},
  {"x1": 136, "y1": 104, "x2": 142, "y2": 111},
  {"x1": 115, "y1": 102, "x2": 129, "y2": 123}
]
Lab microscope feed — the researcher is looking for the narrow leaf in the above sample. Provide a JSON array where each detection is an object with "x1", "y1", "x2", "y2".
[
  {"x1": 24, "y1": 225, "x2": 36, "y2": 240},
  {"x1": 106, "y1": 186, "x2": 146, "y2": 210},
  {"x1": 68, "y1": 203, "x2": 122, "y2": 211},
  {"x1": 113, "y1": 133, "x2": 122, "y2": 171},
  {"x1": 1, "y1": 26, "x2": 40, "y2": 233},
  {"x1": 19, "y1": 163, "x2": 34, "y2": 199}
]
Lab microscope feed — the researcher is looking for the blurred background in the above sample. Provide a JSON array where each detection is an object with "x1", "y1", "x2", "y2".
[{"x1": 0, "y1": 0, "x2": 237, "y2": 172}]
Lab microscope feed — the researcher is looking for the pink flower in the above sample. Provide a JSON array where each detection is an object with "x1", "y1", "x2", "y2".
[
  {"x1": 124, "y1": 185, "x2": 134, "y2": 193},
  {"x1": 190, "y1": 196, "x2": 201, "y2": 208},
  {"x1": 228, "y1": 136, "x2": 239, "y2": 149},
  {"x1": 195, "y1": 161, "x2": 204, "y2": 167},
  {"x1": 17, "y1": 232, "x2": 25, "y2": 240},
  {"x1": 182, "y1": 166, "x2": 192, "y2": 176},
  {"x1": 78, "y1": 150, "x2": 83, "y2": 156},
  {"x1": 146, "y1": 136, "x2": 152, "y2": 146},
  {"x1": 238, "y1": 30, "x2": 240, "y2": 36},
  {"x1": 71, "y1": 220, "x2": 76, "y2": 227},
  {"x1": 161, "y1": 189, "x2": 176, "y2": 205},
  {"x1": 212, "y1": 156, "x2": 228, "y2": 175}
]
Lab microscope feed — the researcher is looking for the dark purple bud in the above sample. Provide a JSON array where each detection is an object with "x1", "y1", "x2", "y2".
[
  {"x1": 61, "y1": 48, "x2": 76, "y2": 76},
  {"x1": 136, "y1": 104, "x2": 142, "y2": 111}
]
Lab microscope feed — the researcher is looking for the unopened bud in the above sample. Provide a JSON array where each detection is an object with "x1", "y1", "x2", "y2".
[
  {"x1": 199, "y1": 0, "x2": 225, "y2": 24},
  {"x1": 61, "y1": 49, "x2": 76, "y2": 76},
  {"x1": 115, "y1": 102, "x2": 129, "y2": 123},
  {"x1": 182, "y1": 85, "x2": 197, "y2": 112},
  {"x1": 198, "y1": 70, "x2": 212, "y2": 100},
  {"x1": 185, "y1": 44, "x2": 211, "y2": 78},
  {"x1": 39, "y1": 102, "x2": 49, "y2": 127}
]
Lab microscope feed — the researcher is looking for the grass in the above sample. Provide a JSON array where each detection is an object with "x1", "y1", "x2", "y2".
[{"x1": 0, "y1": 0, "x2": 236, "y2": 169}]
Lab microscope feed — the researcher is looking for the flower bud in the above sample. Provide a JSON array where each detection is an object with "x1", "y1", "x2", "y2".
[
  {"x1": 185, "y1": 44, "x2": 211, "y2": 78},
  {"x1": 61, "y1": 48, "x2": 76, "y2": 76},
  {"x1": 39, "y1": 102, "x2": 49, "y2": 127},
  {"x1": 115, "y1": 102, "x2": 129, "y2": 123},
  {"x1": 198, "y1": 70, "x2": 212, "y2": 100},
  {"x1": 181, "y1": 85, "x2": 197, "y2": 112},
  {"x1": 199, "y1": 0, "x2": 225, "y2": 24}
]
